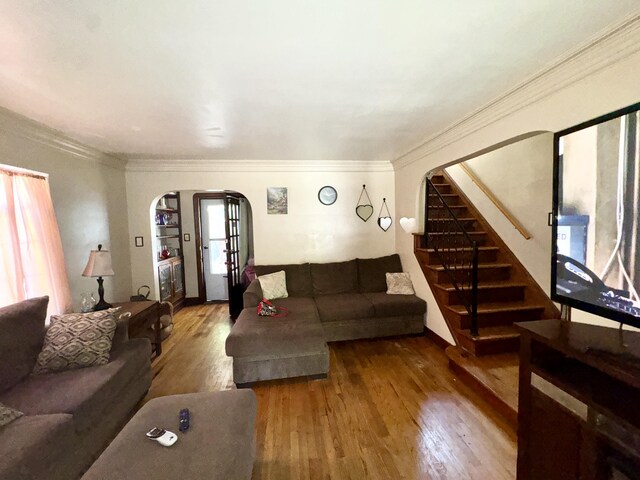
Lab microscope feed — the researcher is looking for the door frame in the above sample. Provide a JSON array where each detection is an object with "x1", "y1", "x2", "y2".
[
  {"x1": 193, "y1": 192, "x2": 225, "y2": 304},
  {"x1": 193, "y1": 192, "x2": 248, "y2": 304}
]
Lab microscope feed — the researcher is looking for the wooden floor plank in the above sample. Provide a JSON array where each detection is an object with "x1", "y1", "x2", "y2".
[{"x1": 144, "y1": 304, "x2": 517, "y2": 479}]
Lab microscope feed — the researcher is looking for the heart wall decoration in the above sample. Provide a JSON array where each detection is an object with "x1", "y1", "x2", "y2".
[
  {"x1": 399, "y1": 217, "x2": 418, "y2": 234},
  {"x1": 355, "y1": 184, "x2": 373, "y2": 222},
  {"x1": 377, "y1": 198, "x2": 392, "y2": 232},
  {"x1": 356, "y1": 204, "x2": 374, "y2": 222}
]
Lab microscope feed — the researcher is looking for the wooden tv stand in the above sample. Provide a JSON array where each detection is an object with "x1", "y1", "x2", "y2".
[{"x1": 516, "y1": 319, "x2": 640, "y2": 480}]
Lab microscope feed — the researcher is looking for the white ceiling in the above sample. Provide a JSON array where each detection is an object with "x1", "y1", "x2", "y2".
[{"x1": 0, "y1": 1, "x2": 638, "y2": 161}]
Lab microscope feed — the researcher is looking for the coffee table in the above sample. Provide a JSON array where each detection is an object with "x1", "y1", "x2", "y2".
[{"x1": 81, "y1": 390, "x2": 257, "y2": 480}]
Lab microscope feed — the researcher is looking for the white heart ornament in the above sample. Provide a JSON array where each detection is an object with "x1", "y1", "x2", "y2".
[
  {"x1": 399, "y1": 217, "x2": 417, "y2": 234},
  {"x1": 378, "y1": 216, "x2": 392, "y2": 232}
]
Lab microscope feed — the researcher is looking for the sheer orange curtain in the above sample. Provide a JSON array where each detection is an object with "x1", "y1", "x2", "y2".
[{"x1": 0, "y1": 167, "x2": 72, "y2": 316}]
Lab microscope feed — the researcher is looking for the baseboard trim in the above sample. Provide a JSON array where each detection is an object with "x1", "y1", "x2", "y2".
[
  {"x1": 183, "y1": 297, "x2": 201, "y2": 306},
  {"x1": 425, "y1": 327, "x2": 452, "y2": 350}
]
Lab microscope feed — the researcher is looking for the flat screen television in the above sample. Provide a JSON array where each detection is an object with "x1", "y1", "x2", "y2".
[{"x1": 552, "y1": 102, "x2": 640, "y2": 328}]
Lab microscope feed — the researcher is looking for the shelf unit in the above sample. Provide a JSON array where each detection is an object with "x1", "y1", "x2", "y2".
[
  {"x1": 154, "y1": 193, "x2": 185, "y2": 310},
  {"x1": 516, "y1": 319, "x2": 640, "y2": 480}
]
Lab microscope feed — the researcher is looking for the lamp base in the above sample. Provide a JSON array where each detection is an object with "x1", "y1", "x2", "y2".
[
  {"x1": 94, "y1": 276, "x2": 112, "y2": 311},
  {"x1": 94, "y1": 299, "x2": 113, "y2": 311}
]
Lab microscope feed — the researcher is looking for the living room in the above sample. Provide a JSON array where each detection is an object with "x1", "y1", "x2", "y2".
[{"x1": 1, "y1": 2, "x2": 640, "y2": 479}]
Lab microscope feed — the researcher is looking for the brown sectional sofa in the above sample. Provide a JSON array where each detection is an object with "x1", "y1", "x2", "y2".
[
  {"x1": 225, "y1": 254, "x2": 427, "y2": 385},
  {"x1": 0, "y1": 297, "x2": 152, "y2": 480}
]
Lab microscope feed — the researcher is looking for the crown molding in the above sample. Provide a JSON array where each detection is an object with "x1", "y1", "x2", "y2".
[
  {"x1": 0, "y1": 107, "x2": 126, "y2": 170},
  {"x1": 392, "y1": 13, "x2": 640, "y2": 170},
  {"x1": 126, "y1": 158, "x2": 394, "y2": 173}
]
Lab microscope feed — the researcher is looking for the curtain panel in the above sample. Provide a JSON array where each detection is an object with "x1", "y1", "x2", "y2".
[{"x1": 0, "y1": 167, "x2": 72, "y2": 317}]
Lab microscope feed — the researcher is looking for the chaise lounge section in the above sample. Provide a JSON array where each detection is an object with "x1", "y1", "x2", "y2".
[{"x1": 225, "y1": 254, "x2": 426, "y2": 385}]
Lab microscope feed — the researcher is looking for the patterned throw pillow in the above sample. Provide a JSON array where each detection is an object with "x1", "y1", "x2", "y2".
[
  {"x1": 258, "y1": 270, "x2": 289, "y2": 300},
  {"x1": 32, "y1": 309, "x2": 119, "y2": 375},
  {"x1": 386, "y1": 272, "x2": 415, "y2": 295},
  {"x1": 0, "y1": 403, "x2": 23, "y2": 427}
]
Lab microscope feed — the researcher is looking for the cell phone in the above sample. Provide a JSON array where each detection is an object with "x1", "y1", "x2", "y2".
[{"x1": 145, "y1": 427, "x2": 166, "y2": 439}]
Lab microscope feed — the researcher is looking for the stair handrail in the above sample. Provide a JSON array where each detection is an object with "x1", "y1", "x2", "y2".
[
  {"x1": 458, "y1": 163, "x2": 532, "y2": 240},
  {"x1": 425, "y1": 176, "x2": 479, "y2": 336}
]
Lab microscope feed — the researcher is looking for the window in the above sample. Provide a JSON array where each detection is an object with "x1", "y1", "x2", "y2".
[{"x1": 0, "y1": 164, "x2": 72, "y2": 317}]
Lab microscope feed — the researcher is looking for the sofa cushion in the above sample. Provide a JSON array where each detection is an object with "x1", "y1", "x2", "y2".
[
  {"x1": 225, "y1": 303, "x2": 324, "y2": 359},
  {"x1": 33, "y1": 310, "x2": 118, "y2": 375},
  {"x1": 0, "y1": 338, "x2": 151, "y2": 433},
  {"x1": 0, "y1": 296, "x2": 49, "y2": 393},
  {"x1": 314, "y1": 293, "x2": 375, "y2": 322},
  {"x1": 82, "y1": 391, "x2": 257, "y2": 480},
  {"x1": 255, "y1": 263, "x2": 313, "y2": 297},
  {"x1": 357, "y1": 254, "x2": 403, "y2": 292},
  {"x1": 362, "y1": 292, "x2": 427, "y2": 318},
  {"x1": 258, "y1": 270, "x2": 289, "y2": 300},
  {"x1": 386, "y1": 272, "x2": 415, "y2": 295},
  {"x1": 311, "y1": 259, "x2": 358, "y2": 296},
  {"x1": 0, "y1": 402, "x2": 23, "y2": 426},
  {"x1": 0, "y1": 413, "x2": 76, "y2": 480}
]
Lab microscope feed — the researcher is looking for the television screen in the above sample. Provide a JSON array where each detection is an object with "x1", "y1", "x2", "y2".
[{"x1": 552, "y1": 102, "x2": 640, "y2": 327}]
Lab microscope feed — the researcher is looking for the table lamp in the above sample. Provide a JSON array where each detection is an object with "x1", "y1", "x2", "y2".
[{"x1": 82, "y1": 244, "x2": 115, "y2": 311}]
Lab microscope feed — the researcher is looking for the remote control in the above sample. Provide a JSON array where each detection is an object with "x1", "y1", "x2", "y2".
[
  {"x1": 145, "y1": 427, "x2": 178, "y2": 447},
  {"x1": 179, "y1": 408, "x2": 190, "y2": 432}
]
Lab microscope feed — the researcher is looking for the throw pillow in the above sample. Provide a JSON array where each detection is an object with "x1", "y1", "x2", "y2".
[
  {"x1": 386, "y1": 272, "x2": 415, "y2": 295},
  {"x1": 258, "y1": 270, "x2": 289, "y2": 300},
  {"x1": 32, "y1": 309, "x2": 119, "y2": 375},
  {"x1": 0, "y1": 403, "x2": 23, "y2": 427}
]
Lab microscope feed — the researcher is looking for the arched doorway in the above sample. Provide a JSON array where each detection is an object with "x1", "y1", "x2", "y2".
[{"x1": 193, "y1": 191, "x2": 254, "y2": 319}]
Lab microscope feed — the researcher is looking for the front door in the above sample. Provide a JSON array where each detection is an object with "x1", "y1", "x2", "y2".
[
  {"x1": 200, "y1": 198, "x2": 228, "y2": 301},
  {"x1": 225, "y1": 195, "x2": 243, "y2": 319}
]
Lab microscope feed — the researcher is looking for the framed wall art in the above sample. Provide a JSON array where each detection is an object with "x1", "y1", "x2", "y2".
[{"x1": 267, "y1": 187, "x2": 288, "y2": 214}]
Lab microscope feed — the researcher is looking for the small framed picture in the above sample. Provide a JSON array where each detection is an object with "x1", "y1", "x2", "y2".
[
  {"x1": 184, "y1": 233, "x2": 191, "y2": 242},
  {"x1": 267, "y1": 187, "x2": 288, "y2": 215},
  {"x1": 134, "y1": 236, "x2": 144, "y2": 247}
]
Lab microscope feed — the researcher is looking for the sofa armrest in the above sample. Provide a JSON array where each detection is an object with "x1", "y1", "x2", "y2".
[
  {"x1": 111, "y1": 314, "x2": 130, "y2": 351},
  {"x1": 243, "y1": 279, "x2": 263, "y2": 308}
]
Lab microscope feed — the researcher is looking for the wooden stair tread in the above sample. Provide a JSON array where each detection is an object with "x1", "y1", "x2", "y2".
[
  {"x1": 435, "y1": 280, "x2": 527, "y2": 292},
  {"x1": 458, "y1": 325, "x2": 520, "y2": 341},
  {"x1": 446, "y1": 345, "x2": 519, "y2": 427},
  {"x1": 429, "y1": 204, "x2": 466, "y2": 207},
  {"x1": 427, "y1": 262, "x2": 511, "y2": 272},
  {"x1": 427, "y1": 230, "x2": 487, "y2": 236},
  {"x1": 445, "y1": 302, "x2": 545, "y2": 315},
  {"x1": 429, "y1": 217, "x2": 476, "y2": 222},
  {"x1": 424, "y1": 246, "x2": 499, "y2": 253}
]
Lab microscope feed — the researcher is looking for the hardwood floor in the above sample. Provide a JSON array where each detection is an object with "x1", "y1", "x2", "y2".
[{"x1": 144, "y1": 304, "x2": 517, "y2": 480}]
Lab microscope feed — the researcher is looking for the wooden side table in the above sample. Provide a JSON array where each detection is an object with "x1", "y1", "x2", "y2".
[{"x1": 113, "y1": 300, "x2": 162, "y2": 357}]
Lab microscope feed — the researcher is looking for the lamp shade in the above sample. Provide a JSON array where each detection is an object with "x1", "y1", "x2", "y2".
[{"x1": 82, "y1": 245, "x2": 115, "y2": 277}]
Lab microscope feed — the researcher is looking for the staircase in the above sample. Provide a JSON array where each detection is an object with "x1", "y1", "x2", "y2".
[{"x1": 414, "y1": 171, "x2": 560, "y2": 425}]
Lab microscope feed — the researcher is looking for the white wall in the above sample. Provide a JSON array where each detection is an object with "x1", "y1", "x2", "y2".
[
  {"x1": 394, "y1": 45, "x2": 640, "y2": 341},
  {"x1": 0, "y1": 110, "x2": 132, "y2": 311},
  {"x1": 126, "y1": 164, "x2": 395, "y2": 299},
  {"x1": 447, "y1": 133, "x2": 554, "y2": 294}
]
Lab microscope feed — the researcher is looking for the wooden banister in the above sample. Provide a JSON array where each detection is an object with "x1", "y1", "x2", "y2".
[{"x1": 458, "y1": 163, "x2": 532, "y2": 240}]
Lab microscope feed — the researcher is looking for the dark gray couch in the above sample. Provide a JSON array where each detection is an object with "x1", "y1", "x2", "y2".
[
  {"x1": 0, "y1": 296, "x2": 152, "y2": 480},
  {"x1": 225, "y1": 254, "x2": 426, "y2": 385}
]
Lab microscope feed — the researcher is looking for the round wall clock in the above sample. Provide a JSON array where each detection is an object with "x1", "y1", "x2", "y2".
[{"x1": 318, "y1": 186, "x2": 338, "y2": 205}]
